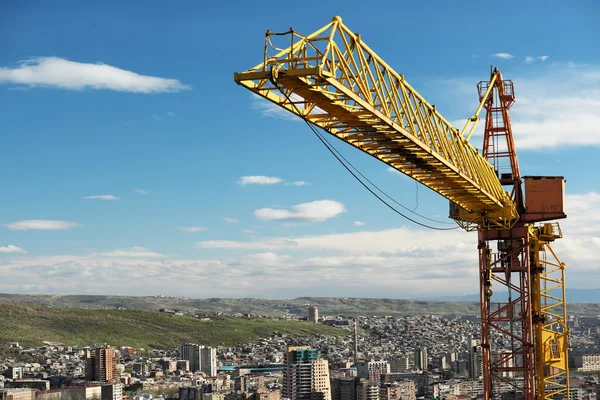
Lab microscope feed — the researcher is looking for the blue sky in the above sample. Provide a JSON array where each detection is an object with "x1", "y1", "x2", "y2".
[{"x1": 1, "y1": 0, "x2": 599, "y2": 299}]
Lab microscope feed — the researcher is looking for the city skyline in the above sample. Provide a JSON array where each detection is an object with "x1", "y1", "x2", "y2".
[{"x1": 1, "y1": 1, "x2": 599, "y2": 298}]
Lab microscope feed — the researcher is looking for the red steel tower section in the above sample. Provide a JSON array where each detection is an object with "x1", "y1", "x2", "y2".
[{"x1": 477, "y1": 69, "x2": 535, "y2": 400}]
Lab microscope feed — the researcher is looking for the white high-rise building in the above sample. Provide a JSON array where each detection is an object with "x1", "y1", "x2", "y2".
[
  {"x1": 179, "y1": 343, "x2": 217, "y2": 376},
  {"x1": 309, "y1": 306, "x2": 319, "y2": 324},
  {"x1": 201, "y1": 346, "x2": 217, "y2": 377},
  {"x1": 413, "y1": 347, "x2": 428, "y2": 371},
  {"x1": 469, "y1": 339, "x2": 483, "y2": 379}
]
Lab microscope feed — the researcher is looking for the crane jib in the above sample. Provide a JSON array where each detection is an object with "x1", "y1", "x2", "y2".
[{"x1": 233, "y1": 16, "x2": 518, "y2": 230}]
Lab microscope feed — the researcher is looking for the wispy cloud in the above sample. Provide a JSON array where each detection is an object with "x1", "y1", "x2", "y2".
[
  {"x1": 255, "y1": 200, "x2": 346, "y2": 223},
  {"x1": 239, "y1": 176, "x2": 309, "y2": 186},
  {"x1": 4, "y1": 220, "x2": 81, "y2": 231},
  {"x1": 524, "y1": 55, "x2": 550, "y2": 64},
  {"x1": 224, "y1": 218, "x2": 239, "y2": 224},
  {"x1": 98, "y1": 247, "x2": 163, "y2": 258},
  {"x1": 491, "y1": 53, "x2": 514, "y2": 59},
  {"x1": 167, "y1": 112, "x2": 175, "y2": 117},
  {"x1": 152, "y1": 114, "x2": 163, "y2": 121},
  {"x1": 243, "y1": 229, "x2": 254, "y2": 234},
  {"x1": 353, "y1": 221, "x2": 365, "y2": 227},
  {"x1": 83, "y1": 195, "x2": 119, "y2": 201},
  {"x1": 250, "y1": 95, "x2": 301, "y2": 121},
  {"x1": 198, "y1": 226, "x2": 470, "y2": 255},
  {"x1": 135, "y1": 189, "x2": 149, "y2": 194},
  {"x1": 179, "y1": 226, "x2": 207, "y2": 232},
  {"x1": 442, "y1": 64, "x2": 600, "y2": 149},
  {"x1": 0, "y1": 245, "x2": 27, "y2": 254},
  {"x1": 239, "y1": 175, "x2": 283, "y2": 185},
  {"x1": 0, "y1": 57, "x2": 190, "y2": 93}
]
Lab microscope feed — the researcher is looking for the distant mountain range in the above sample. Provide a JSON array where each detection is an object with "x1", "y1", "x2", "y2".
[
  {"x1": 0, "y1": 291, "x2": 598, "y2": 317},
  {"x1": 431, "y1": 288, "x2": 600, "y2": 304}
]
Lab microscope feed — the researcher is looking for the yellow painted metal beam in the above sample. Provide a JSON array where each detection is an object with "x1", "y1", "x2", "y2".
[
  {"x1": 461, "y1": 72, "x2": 498, "y2": 141},
  {"x1": 531, "y1": 223, "x2": 570, "y2": 400},
  {"x1": 233, "y1": 16, "x2": 518, "y2": 228}
]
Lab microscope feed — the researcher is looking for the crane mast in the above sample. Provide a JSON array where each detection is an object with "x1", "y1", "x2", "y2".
[
  {"x1": 234, "y1": 16, "x2": 570, "y2": 400},
  {"x1": 476, "y1": 72, "x2": 570, "y2": 400}
]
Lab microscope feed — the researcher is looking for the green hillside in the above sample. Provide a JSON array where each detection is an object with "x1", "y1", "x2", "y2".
[{"x1": 0, "y1": 302, "x2": 347, "y2": 349}]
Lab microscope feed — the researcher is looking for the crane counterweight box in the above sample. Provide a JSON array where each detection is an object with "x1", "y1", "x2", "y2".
[{"x1": 523, "y1": 176, "x2": 566, "y2": 222}]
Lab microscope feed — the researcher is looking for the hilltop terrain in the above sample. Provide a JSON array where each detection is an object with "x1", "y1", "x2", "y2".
[
  {"x1": 0, "y1": 302, "x2": 346, "y2": 349},
  {"x1": 0, "y1": 293, "x2": 598, "y2": 316}
]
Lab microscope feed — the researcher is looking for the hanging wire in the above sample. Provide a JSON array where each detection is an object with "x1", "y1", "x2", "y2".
[{"x1": 271, "y1": 82, "x2": 460, "y2": 231}]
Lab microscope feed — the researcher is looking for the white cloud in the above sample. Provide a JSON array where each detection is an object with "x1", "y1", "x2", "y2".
[
  {"x1": 0, "y1": 245, "x2": 27, "y2": 254},
  {"x1": 0, "y1": 228, "x2": 476, "y2": 298},
  {"x1": 224, "y1": 218, "x2": 239, "y2": 224},
  {"x1": 98, "y1": 247, "x2": 163, "y2": 258},
  {"x1": 1, "y1": 192, "x2": 597, "y2": 298},
  {"x1": 255, "y1": 200, "x2": 346, "y2": 222},
  {"x1": 510, "y1": 66, "x2": 600, "y2": 149},
  {"x1": 353, "y1": 221, "x2": 365, "y2": 226},
  {"x1": 135, "y1": 189, "x2": 149, "y2": 194},
  {"x1": 443, "y1": 64, "x2": 600, "y2": 149},
  {"x1": 524, "y1": 55, "x2": 549, "y2": 64},
  {"x1": 167, "y1": 112, "x2": 175, "y2": 117},
  {"x1": 83, "y1": 194, "x2": 119, "y2": 201},
  {"x1": 290, "y1": 181, "x2": 309, "y2": 186},
  {"x1": 198, "y1": 227, "x2": 469, "y2": 254},
  {"x1": 239, "y1": 175, "x2": 283, "y2": 185},
  {"x1": 250, "y1": 94, "x2": 303, "y2": 121},
  {"x1": 243, "y1": 229, "x2": 254, "y2": 234},
  {"x1": 179, "y1": 226, "x2": 207, "y2": 232},
  {"x1": 4, "y1": 220, "x2": 81, "y2": 231},
  {"x1": 550, "y1": 192, "x2": 600, "y2": 285},
  {"x1": 0, "y1": 57, "x2": 190, "y2": 93},
  {"x1": 491, "y1": 53, "x2": 514, "y2": 59}
]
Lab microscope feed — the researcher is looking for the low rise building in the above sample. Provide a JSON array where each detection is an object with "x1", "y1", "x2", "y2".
[
  {"x1": 379, "y1": 382, "x2": 416, "y2": 400},
  {"x1": 36, "y1": 390, "x2": 62, "y2": 400},
  {"x1": 61, "y1": 386, "x2": 102, "y2": 400},
  {"x1": 357, "y1": 362, "x2": 390, "y2": 382},
  {"x1": 4, "y1": 368, "x2": 23, "y2": 380},
  {"x1": 574, "y1": 355, "x2": 600, "y2": 372},
  {"x1": 6, "y1": 381, "x2": 50, "y2": 391},
  {"x1": 132, "y1": 363, "x2": 148, "y2": 377},
  {"x1": 176, "y1": 361, "x2": 189, "y2": 372},
  {"x1": 0, "y1": 389, "x2": 36, "y2": 400}
]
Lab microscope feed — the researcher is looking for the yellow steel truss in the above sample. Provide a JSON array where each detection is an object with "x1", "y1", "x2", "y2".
[
  {"x1": 531, "y1": 223, "x2": 570, "y2": 400},
  {"x1": 234, "y1": 16, "x2": 518, "y2": 229}
]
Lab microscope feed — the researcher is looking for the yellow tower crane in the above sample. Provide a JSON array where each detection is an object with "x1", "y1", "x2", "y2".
[{"x1": 234, "y1": 16, "x2": 570, "y2": 400}]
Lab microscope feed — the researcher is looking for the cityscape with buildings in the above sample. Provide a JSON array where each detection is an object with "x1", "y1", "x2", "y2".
[{"x1": 2, "y1": 307, "x2": 600, "y2": 400}]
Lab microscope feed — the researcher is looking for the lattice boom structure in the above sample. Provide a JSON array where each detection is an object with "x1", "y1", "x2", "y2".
[{"x1": 234, "y1": 16, "x2": 517, "y2": 229}]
